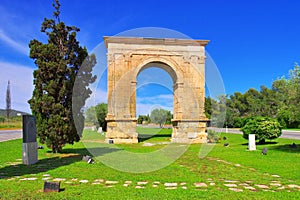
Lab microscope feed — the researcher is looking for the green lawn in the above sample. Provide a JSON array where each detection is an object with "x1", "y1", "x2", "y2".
[{"x1": 0, "y1": 128, "x2": 299, "y2": 199}]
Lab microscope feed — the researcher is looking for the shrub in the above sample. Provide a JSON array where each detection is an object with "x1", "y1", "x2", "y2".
[
  {"x1": 233, "y1": 117, "x2": 247, "y2": 128},
  {"x1": 207, "y1": 130, "x2": 220, "y2": 143},
  {"x1": 241, "y1": 116, "x2": 282, "y2": 144}
]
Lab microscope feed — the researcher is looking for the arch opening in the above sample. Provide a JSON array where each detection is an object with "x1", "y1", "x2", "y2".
[{"x1": 135, "y1": 65, "x2": 174, "y2": 142}]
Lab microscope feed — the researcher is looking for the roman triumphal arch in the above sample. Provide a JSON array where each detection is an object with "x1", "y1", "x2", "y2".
[{"x1": 104, "y1": 36, "x2": 209, "y2": 144}]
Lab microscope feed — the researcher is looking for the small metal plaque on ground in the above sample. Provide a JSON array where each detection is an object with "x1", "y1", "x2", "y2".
[{"x1": 44, "y1": 181, "x2": 60, "y2": 192}]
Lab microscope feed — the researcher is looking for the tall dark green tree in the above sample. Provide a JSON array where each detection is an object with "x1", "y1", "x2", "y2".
[
  {"x1": 28, "y1": 0, "x2": 96, "y2": 153},
  {"x1": 6, "y1": 80, "x2": 11, "y2": 121}
]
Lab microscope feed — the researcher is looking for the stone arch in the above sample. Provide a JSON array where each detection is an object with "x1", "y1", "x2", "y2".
[
  {"x1": 104, "y1": 36, "x2": 209, "y2": 144},
  {"x1": 134, "y1": 57, "x2": 181, "y2": 83}
]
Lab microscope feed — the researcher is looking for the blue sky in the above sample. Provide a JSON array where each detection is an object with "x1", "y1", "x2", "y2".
[{"x1": 0, "y1": 0, "x2": 299, "y2": 115}]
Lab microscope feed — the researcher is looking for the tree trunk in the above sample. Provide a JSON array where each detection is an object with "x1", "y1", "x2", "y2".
[{"x1": 52, "y1": 144, "x2": 62, "y2": 153}]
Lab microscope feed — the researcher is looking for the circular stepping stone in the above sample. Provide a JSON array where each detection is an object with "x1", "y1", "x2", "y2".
[
  {"x1": 270, "y1": 183, "x2": 281, "y2": 187},
  {"x1": 229, "y1": 188, "x2": 243, "y2": 192},
  {"x1": 262, "y1": 189, "x2": 272, "y2": 192},
  {"x1": 125, "y1": 181, "x2": 132, "y2": 184},
  {"x1": 180, "y1": 182, "x2": 186, "y2": 186},
  {"x1": 194, "y1": 182, "x2": 207, "y2": 187},
  {"x1": 271, "y1": 174, "x2": 280, "y2": 178},
  {"x1": 165, "y1": 187, "x2": 177, "y2": 190},
  {"x1": 224, "y1": 180, "x2": 238, "y2": 183},
  {"x1": 94, "y1": 179, "x2": 104, "y2": 183},
  {"x1": 106, "y1": 180, "x2": 118, "y2": 184},
  {"x1": 135, "y1": 186, "x2": 144, "y2": 189},
  {"x1": 288, "y1": 184, "x2": 300, "y2": 189},
  {"x1": 142, "y1": 143, "x2": 154, "y2": 146},
  {"x1": 153, "y1": 181, "x2": 160, "y2": 185},
  {"x1": 182, "y1": 186, "x2": 187, "y2": 189},
  {"x1": 224, "y1": 184, "x2": 238, "y2": 187},
  {"x1": 71, "y1": 178, "x2": 78, "y2": 181},
  {"x1": 137, "y1": 181, "x2": 148, "y2": 185},
  {"x1": 255, "y1": 184, "x2": 269, "y2": 189},
  {"x1": 234, "y1": 164, "x2": 241, "y2": 167},
  {"x1": 20, "y1": 177, "x2": 38, "y2": 181},
  {"x1": 164, "y1": 183, "x2": 177, "y2": 187},
  {"x1": 244, "y1": 186, "x2": 256, "y2": 191},
  {"x1": 43, "y1": 174, "x2": 50, "y2": 177},
  {"x1": 152, "y1": 185, "x2": 158, "y2": 188},
  {"x1": 79, "y1": 180, "x2": 89, "y2": 183},
  {"x1": 210, "y1": 182, "x2": 215, "y2": 186}
]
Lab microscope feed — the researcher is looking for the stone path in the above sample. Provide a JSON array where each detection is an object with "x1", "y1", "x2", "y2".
[
  {"x1": 2, "y1": 157, "x2": 300, "y2": 193},
  {"x1": 2, "y1": 173, "x2": 300, "y2": 193}
]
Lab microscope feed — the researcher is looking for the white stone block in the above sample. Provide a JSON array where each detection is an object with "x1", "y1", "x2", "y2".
[{"x1": 248, "y1": 134, "x2": 256, "y2": 151}]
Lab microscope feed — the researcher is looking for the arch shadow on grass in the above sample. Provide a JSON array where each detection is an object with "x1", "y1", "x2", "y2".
[
  {"x1": 0, "y1": 147, "x2": 120, "y2": 179},
  {"x1": 138, "y1": 134, "x2": 172, "y2": 142}
]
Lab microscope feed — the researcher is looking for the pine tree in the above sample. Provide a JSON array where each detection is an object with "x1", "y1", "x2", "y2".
[
  {"x1": 28, "y1": 0, "x2": 96, "y2": 153},
  {"x1": 6, "y1": 80, "x2": 11, "y2": 121}
]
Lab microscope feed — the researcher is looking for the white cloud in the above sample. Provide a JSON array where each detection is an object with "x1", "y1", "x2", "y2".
[
  {"x1": 136, "y1": 103, "x2": 173, "y2": 116},
  {"x1": 136, "y1": 94, "x2": 173, "y2": 116},
  {"x1": 0, "y1": 61, "x2": 34, "y2": 113},
  {"x1": 137, "y1": 94, "x2": 173, "y2": 104},
  {"x1": 0, "y1": 29, "x2": 29, "y2": 55}
]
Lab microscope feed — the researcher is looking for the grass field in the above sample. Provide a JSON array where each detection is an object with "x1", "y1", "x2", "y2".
[
  {"x1": 0, "y1": 128, "x2": 299, "y2": 199},
  {"x1": 0, "y1": 117, "x2": 22, "y2": 130}
]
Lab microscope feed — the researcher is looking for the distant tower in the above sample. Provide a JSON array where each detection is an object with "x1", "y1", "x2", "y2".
[{"x1": 6, "y1": 80, "x2": 11, "y2": 121}]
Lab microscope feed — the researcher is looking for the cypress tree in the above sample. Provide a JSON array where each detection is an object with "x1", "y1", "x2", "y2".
[
  {"x1": 28, "y1": 0, "x2": 96, "y2": 153},
  {"x1": 6, "y1": 80, "x2": 11, "y2": 121}
]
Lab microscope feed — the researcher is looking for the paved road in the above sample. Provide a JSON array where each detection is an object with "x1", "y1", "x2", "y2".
[
  {"x1": 0, "y1": 128, "x2": 299, "y2": 142},
  {"x1": 207, "y1": 127, "x2": 300, "y2": 140},
  {"x1": 0, "y1": 130, "x2": 22, "y2": 142}
]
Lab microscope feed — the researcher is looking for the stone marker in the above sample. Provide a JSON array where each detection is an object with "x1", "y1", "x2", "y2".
[
  {"x1": 22, "y1": 115, "x2": 38, "y2": 165},
  {"x1": 97, "y1": 127, "x2": 103, "y2": 133},
  {"x1": 82, "y1": 155, "x2": 94, "y2": 164},
  {"x1": 248, "y1": 134, "x2": 256, "y2": 151},
  {"x1": 44, "y1": 181, "x2": 60, "y2": 192}
]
